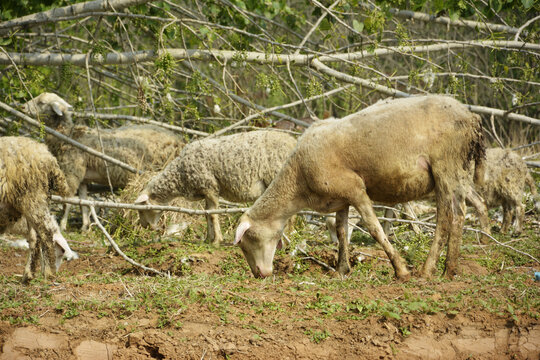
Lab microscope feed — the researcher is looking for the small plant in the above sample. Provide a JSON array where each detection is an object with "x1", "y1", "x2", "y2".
[{"x1": 304, "y1": 328, "x2": 331, "y2": 343}]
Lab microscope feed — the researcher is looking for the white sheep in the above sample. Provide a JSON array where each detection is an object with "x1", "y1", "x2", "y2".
[
  {"x1": 0, "y1": 136, "x2": 78, "y2": 283},
  {"x1": 135, "y1": 130, "x2": 298, "y2": 244},
  {"x1": 21, "y1": 93, "x2": 185, "y2": 231},
  {"x1": 234, "y1": 95, "x2": 485, "y2": 280}
]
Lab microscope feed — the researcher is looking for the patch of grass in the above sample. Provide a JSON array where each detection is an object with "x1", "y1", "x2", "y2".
[{"x1": 304, "y1": 328, "x2": 331, "y2": 343}]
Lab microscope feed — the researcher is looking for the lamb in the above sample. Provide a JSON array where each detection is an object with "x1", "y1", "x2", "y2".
[
  {"x1": 0, "y1": 136, "x2": 78, "y2": 283},
  {"x1": 470, "y1": 147, "x2": 538, "y2": 234},
  {"x1": 135, "y1": 130, "x2": 298, "y2": 244},
  {"x1": 21, "y1": 93, "x2": 185, "y2": 231},
  {"x1": 234, "y1": 95, "x2": 485, "y2": 280}
]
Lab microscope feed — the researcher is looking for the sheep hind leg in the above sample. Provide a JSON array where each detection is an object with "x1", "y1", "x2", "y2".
[
  {"x1": 444, "y1": 194, "x2": 466, "y2": 278},
  {"x1": 501, "y1": 203, "x2": 513, "y2": 234},
  {"x1": 335, "y1": 207, "x2": 350, "y2": 275},
  {"x1": 421, "y1": 197, "x2": 452, "y2": 278},
  {"x1": 23, "y1": 200, "x2": 57, "y2": 280},
  {"x1": 205, "y1": 194, "x2": 222, "y2": 245},
  {"x1": 351, "y1": 190, "x2": 411, "y2": 281}
]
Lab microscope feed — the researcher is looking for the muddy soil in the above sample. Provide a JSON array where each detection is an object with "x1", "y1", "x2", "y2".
[{"x1": 1, "y1": 230, "x2": 539, "y2": 360}]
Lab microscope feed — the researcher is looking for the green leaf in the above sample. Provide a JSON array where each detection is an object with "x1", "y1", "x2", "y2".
[
  {"x1": 320, "y1": 18, "x2": 332, "y2": 31},
  {"x1": 353, "y1": 19, "x2": 364, "y2": 33},
  {"x1": 0, "y1": 37, "x2": 12, "y2": 46},
  {"x1": 382, "y1": 310, "x2": 401, "y2": 320},
  {"x1": 521, "y1": 0, "x2": 534, "y2": 9}
]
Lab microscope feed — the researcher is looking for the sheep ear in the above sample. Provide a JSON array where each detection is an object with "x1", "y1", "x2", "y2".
[
  {"x1": 276, "y1": 238, "x2": 283, "y2": 250},
  {"x1": 51, "y1": 102, "x2": 64, "y2": 116},
  {"x1": 234, "y1": 220, "x2": 251, "y2": 245},
  {"x1": 135, "y1": 193, "x2": 149, "y2": 204}
]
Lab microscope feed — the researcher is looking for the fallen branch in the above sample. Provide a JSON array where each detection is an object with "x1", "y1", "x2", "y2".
[
  {"x1": 89, "y1": 205, "x2": 168, "y2": 277},
  {"x1": 2, "y1": 41, "x2": 538, "y2": 67},
  {"x1": 51, "y1": 195, "x2": 248, "y2": 214}
]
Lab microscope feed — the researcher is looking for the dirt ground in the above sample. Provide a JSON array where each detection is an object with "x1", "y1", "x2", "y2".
[{"x1": 0, "y1": 215, "x2": 539, "y2": 360}]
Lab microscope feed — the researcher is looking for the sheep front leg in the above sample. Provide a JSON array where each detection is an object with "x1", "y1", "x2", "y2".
[
  {"x1": 205, "y1": 194, "x2": 222, "y2": 245},
  {"x1": 335, "y1": 207, "x2": 350, "y2": 275},
  {"x1": 59, "y1": 204, "x2": 71, "y2": 231},
  {"x1": 352, "y1": 190, "x2": 411, "y2": 281},
  {"x1": 22, "y1": 227, "x2": 40, "y2": 284},
  {"x1": 79, "y1": 184, "x2": 91, "y2": 232}
]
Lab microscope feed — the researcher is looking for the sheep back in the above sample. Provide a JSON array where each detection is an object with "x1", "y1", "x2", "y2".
[
  {"x1": 57, "y1": 124, "x2": 184, "y2": 194},
  {"x1": 146, "y1": 130, "x2": 297, "y2": 203},
  {"x1": 0, "y1": 136, "x2": 68, "y2": 206},
  {"x1": 292, "y1": 95, "x2": 483, "y2": 205}
]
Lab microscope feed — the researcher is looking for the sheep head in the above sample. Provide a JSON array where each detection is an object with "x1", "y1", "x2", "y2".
[
  {"x1": 234, "y1": 214, "x2": 283, "y2": 278},
  {"x1": 135, "y1": 192, "x2": 162, "y2": 229},
  {"x1": 20, "y1": 92, "x2": 73, "y2": 129}
]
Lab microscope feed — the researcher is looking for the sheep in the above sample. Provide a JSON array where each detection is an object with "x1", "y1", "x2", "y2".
[
  {"x1": 470, "y1": 147, "x2": 538, "y2": 234},
  {"x1": 234, "y1": 95, "x2": 485, "y2": 280},
  {"x1": 0, "y1": 136, "x2": 78, "y2": 283},
  {"x1": 135, "y1": 130, "x2": 298, "y2": 244},
  {"x1": 20, "y1": 93, "x2": 185, "y2": 231}
]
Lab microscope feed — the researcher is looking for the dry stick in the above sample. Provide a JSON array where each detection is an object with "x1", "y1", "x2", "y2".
[
  {"x1": 89, "y1": 206, "x2": 167, "y2": 277},
  {"x1": 513, "y1": 141, "x2": 540, "y2": 150},
  {"x1": 0, "y1": 101, "x2": 141, "y2": 174},
  {"x1": 51, "y1": 195, "x2": 249, "y2": 215}
]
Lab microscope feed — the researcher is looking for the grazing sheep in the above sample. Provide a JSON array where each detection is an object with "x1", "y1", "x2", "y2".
[
  {"x1": 471, "y1": 147, "x2": 538, "y2": 234},
  {"x1": 21, "y1": 93, "x2": 185, "y2": 230},
  {"x1": 234, "y1": 95, "x2": 485, "y2": 280},
  {"x1": 0, "y1": 136, "x2": 78, "y2": 283},
  {"x1": 135, "y1": 130, "x2": 297, "y2": 244}
]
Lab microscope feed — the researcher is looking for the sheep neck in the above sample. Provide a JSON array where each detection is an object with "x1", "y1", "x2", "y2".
[
  {"x1": 248, "y1": 160, "x2": 306, "y2": 227},
  {"x1": 147, "y1": 165, "x2": 185, "y2": 205}
]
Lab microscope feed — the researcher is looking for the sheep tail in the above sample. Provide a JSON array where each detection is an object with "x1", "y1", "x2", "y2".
[
  {"x1": 470, "y1": 115, "x2": 486, "y2": 187},
  {"x1": 48, "y1": 163, "x2": 69, "y2": 197},
  {"x1": 525, "y1": 172, "x2": 538, "y2": 196}
]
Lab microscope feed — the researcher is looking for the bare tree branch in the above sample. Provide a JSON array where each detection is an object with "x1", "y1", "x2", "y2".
[
  {"x1": 0, "y1": 0, "x2": 156, "y2": 34},
  {"x1": 1, "y1": 41, "x2": 537, "y2": 67}
]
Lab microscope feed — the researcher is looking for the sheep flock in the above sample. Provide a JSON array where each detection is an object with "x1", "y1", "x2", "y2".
[{"x1": 1, "y1": 92, "x2": 538, "y2": 283}]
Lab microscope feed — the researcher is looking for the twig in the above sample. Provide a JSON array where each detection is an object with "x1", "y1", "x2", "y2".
[
  {"x1": 514, "y1": 15, "x2": 540, "y2": 41},
  {"x1": 89, "y1": 206, "x2": 168, "y2": 276},
  {"x1": 464, "y1": 227, "x2": 540, "y2": 264}
]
